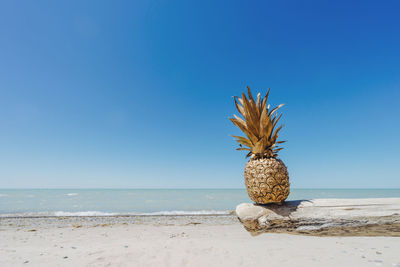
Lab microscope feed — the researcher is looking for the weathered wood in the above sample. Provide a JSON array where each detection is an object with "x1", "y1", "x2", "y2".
[{"x1": 235, "y1": 198, "x2": 400, "y2": 236}]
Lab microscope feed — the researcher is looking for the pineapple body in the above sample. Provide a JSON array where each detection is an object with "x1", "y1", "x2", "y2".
[{"x1": 244, "y1": 158, "x2": 289, "y2": 204}]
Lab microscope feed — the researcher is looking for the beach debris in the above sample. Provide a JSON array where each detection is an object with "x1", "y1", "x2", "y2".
[
  {"x1": 92, "y1": 223, "x2": 111, "y2": 228},
  {"x1": 236, "y1": 198, "x2": 400, "y2": 236},
  {"x1": 185, "y1": 222, "x2": 201, "y2": 225},
  {"x1": 23, "y1": 261, "x2": 29, "y2": 264},
  {"x1": 169, "y1": 232, "x2": 187, "y2": 238}
]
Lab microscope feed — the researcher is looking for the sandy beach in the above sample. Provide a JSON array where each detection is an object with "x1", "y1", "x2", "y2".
[{"x1": 1, "y1": 215, "x2": 399, "y2": 267}]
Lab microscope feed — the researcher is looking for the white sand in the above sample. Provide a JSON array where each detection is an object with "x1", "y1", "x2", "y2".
[{"x1": 1, "y1": 216, "x2": 399, "y2": 267}]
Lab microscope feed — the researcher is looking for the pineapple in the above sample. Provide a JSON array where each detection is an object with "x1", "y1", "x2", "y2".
[{"x1": 230, "y1": 86, "x2": 289, "y2": 204}]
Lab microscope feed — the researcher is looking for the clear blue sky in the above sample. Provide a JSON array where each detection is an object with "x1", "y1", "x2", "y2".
[{"x1": 0, "y1": 0, "x2": 399, "y2": 188}]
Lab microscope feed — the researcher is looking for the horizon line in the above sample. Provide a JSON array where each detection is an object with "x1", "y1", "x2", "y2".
[{"x1": 1, "y1": 187, "x2": 400, "y2": 190}]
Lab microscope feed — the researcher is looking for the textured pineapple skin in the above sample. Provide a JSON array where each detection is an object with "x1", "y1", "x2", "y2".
[{"x1": 244, "y1": 158, "x2": 290, "y2": 204}]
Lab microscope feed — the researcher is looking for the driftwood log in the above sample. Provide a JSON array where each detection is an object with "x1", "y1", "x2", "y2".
[{"x1": 235, "y1": 198, "x2": 400, "y2": 236}]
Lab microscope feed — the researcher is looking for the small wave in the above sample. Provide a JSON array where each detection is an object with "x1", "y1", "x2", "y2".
[
  {"x1": 134, "y1": 210, "x2": 232, "y2": 216},
  {"x1": 66, "y1": 193, "x2": 78, "y2": 196},
  {"x1": 0, "y1": 194, "x2": 7, "y2": 197},
  {"x1": 54, "y1": 211, "x2": 117, "y2": 216},
  {"x1": 53, "y1": 210, "x2": 231, "y2": 216},
  {"x1": 0, "y1": 210, "x2": 233, "y2": 217}
]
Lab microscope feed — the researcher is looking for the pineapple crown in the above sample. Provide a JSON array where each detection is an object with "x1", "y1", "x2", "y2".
[{"x1": 230, "y1": 86, "x2": 286, "y2": 159}]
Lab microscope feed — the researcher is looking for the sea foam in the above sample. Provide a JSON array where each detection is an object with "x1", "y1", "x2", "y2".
[
  {"x1": 54, "y1": 211, "x2": 116, "y2": 216},
  {"x1": 135, "y1": 210, "x2": 232, "y2": 216},
  {"x1": 0, "y1": 210, "x2": 233, "y2": 217},
  {"x1": 54, "y1": 210, "x2": 232, "y2": 216}
]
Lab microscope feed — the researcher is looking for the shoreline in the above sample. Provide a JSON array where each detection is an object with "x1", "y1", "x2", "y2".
[
  {"x1": 0, "y1": 214, "x2": 239, "y2": 230},
  {"x1": 0, "y1": 213, "x2": 235, "y2": 219}
]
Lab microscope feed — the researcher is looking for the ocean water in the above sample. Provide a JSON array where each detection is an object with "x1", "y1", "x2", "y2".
[{"x1": 0, "y1": 189, "x2": 399, "y2": 217}]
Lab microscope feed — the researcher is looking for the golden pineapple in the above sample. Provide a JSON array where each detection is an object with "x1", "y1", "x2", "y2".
[{"x1": 230, "y1": 86, "x2": 289, "y2": 204}]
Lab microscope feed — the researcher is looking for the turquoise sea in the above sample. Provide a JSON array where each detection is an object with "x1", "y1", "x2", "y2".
[{"x1": 1, "y1": 189, "x2": 399, "y2": 216}]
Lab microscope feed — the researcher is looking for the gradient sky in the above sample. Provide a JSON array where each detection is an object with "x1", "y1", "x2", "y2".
[{"x1": 0, "y1": 0, "x2": 399, "y2": 188}]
